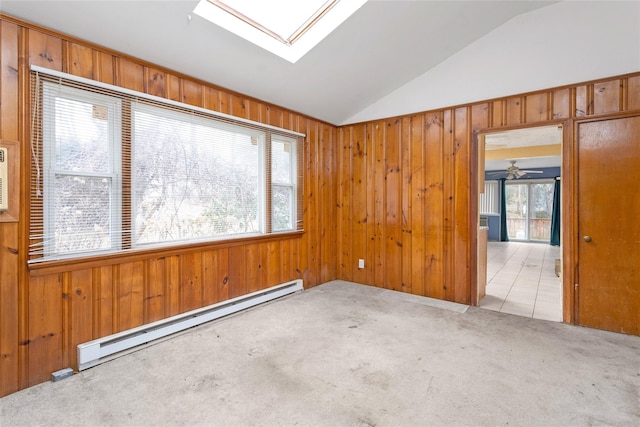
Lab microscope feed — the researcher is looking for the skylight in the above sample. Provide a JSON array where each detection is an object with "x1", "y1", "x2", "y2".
[{"x1": 193, "y1": 0, "x2": 368, "y2": 63}]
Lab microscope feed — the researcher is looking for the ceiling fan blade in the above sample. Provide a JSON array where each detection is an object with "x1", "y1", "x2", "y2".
[
  {"x1": 520, "y1": 170, "x2": 543, "y2": 174},
  {"x1": 487, "y1": 171, "x2": 507, "y2": 175},
  {"x1": 506, "y1": 174, "x2": 515, "y2": 180},
  {"x1": 515, "y1": 170, "x2": 527, "y2": 178}
]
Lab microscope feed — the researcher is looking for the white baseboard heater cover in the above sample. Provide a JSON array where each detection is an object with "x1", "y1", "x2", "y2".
[{"x1": 77, "y1": 279, "x2": 303, "y2": 371}]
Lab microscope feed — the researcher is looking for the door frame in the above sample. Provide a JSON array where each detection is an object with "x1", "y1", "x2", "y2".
[{"x1": 471, "y1": 121, "x2": 573, "y2": 323}]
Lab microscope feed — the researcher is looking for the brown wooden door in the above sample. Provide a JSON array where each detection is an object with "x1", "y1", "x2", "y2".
[{"x1": 577, "y1": 115, "x2": 640, "y2": 335}]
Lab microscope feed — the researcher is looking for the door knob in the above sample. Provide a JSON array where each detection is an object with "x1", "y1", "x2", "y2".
[{"x1": 583, "y1": 236, "x2": 592, "y2": 242}]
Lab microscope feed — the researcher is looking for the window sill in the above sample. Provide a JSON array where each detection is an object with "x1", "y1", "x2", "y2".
[{"x1": 28, "y1": 231, "x2": 304, "y2": 276}]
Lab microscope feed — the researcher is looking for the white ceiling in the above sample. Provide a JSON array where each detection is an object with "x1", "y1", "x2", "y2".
[
  {"x1": 0, "y1": 0, "x2": 557, "y2": 125},
  {"x1": 484, "y1": 125, "x2": 563, "y2": 171},
  {"x1": 485, "y1": 125, "x2": 562, "y2": 151}
]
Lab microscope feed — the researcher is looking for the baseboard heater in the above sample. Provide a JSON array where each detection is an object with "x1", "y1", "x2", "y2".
[{"x1": 77, "y1": 279, "x2": 303, "y2": 371}]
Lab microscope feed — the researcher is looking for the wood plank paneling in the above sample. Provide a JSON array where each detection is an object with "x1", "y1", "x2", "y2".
[
  {"x1": 0, "y1": 224, "x2": 19, "y2": 396},
  {"x1": 423, "y1": 113, "x2": 445, "y2": 299},
  {"x1": 165, "y1": 255, "x2": 181, "y2": 317},
  {"x1": 0, "y1": 20, "x2": 21, "y2": 396},
  {"x1": 228, "y1": 246, "x2": 248, "y2": 299},
  {"x1": 201, "y1": 250, "x2": 219, "y2": 306},
  {"x1": 217, "y1": 248, "x2": 230, "y2": 302},
  {"x1": 351, "y1": 124, "x2": 367, "y2": 284},
  {"x1": 373, "y1": 121, "x2": 385, "y2": 288},
  {"x1": 506, "y1": 97, "x2": 523, "y2": 126},
  {"x1": 145, "y1": 67, "x2": 166, "y2": 98},
  {"x1": 280, "y1": 240, "x2": 291, "y2": 285},
  {"x1": 180, "y1": 252, "x2": 202, "y2": 313},
  {"x1": 337, "y1": 127, "x2": 351, "y2": 280},
  {"x1": 593, "y1": 79, "x2": 621, "y2": 115},
  {"x1": 471, "y1": 104, "x2": 490, "y2": 132},
  {"x1": 441, "y1": 110, "x2": 455, "y2": 301},
  {"x1": 267, "y1": 105, "x2": 284, "y2": 128},
  {"x1": 95, "y1": 51, "x2": 115, "y2": 84},
  {"x1": 400, "y1": 117, "x2": 412, "y2": 294},
  {"x1": 67, "y1": 42, "x2": 94, "y2": 79},
  {"x1": 116, "y1": 58, "x2": 144, "y2": 92},
  {"x1": 145, "y1": 258, "x2": 166, "y2": 322},
  {"x1": 116, "y1": 261, "x2": 145, "y2": 331},
  {"x1": 491, "y1": 100, "x2": 505, "y2": 128},
  {"x1": 384, "y1": 119, "x2": 402, "y2": 291},
  {"x1": 575, "y1": 85, "x2": 589, "y2": 117},
  {"x1": 28, "y1": 30, "x2": 62, "y2": 71},
  {"x1": 452, "y1": 107, "x2": 471, "y2": 304},
  {"x1": 230, "y1": 94, "x2": 247, "y2": 118},
  {"x1": 68, "y1": 269, "x2": 93, "y2": 368},
  {"x1": 166, "y1": 73, "x2": 181, "y2": 102},
  {"x1": 246, "y1": 99, "x2": 262, "y2": 123},
  {"x1": 27, "y1": 275, "x2": 63, "y2": 386},
  {"x1": 525, "y1": 93, "x2": 550, "y2": 123},
  {"x1": 246, "y1": 243, "x2": 262, "y2": 293},
  {"x1": 182, "y1": 79, "x2": 203, "y2": 108},
  {"x1": 552, "y1": 88, "x2": 570, "y2": 120},
  {"x1": 1, "y1": 21, "x2": 19, "y2": 141},
  {"x1": 266, "y1": 241, "x2": 280, "y2": 288},
  {"x1": 628, "y1": 76, "x2": 640, "y2": 111},
  {"x1": 409, "y1": 115, "x2": 425, "y2": 297},
  {"x1": 305, "y1": 120, "x2": 319, "y2": 286},
  {"x1": 95, "y1": 266, "x2": 114, "y2": 337},
  {"x1": 319, "y1": 124, "x2": 336, "y2": 283},
  {"x1": 365, "y1": 124, "x2": 376, "y2": 285}
]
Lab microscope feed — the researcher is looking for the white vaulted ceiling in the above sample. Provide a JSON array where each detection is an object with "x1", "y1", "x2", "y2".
[{"x1": 1, "y1": 1, "x2": 639, "y2": 125}]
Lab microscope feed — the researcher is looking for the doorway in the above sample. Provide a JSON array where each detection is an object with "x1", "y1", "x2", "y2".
[{"x1": 477, "y1": 125, "x2": 563, "y2": 321}]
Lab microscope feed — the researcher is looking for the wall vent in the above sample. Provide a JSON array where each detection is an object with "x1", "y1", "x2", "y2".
[
  {"x1": 77, "y1": 279, "x2": 303, "y2": 371},
  {"x1": 0, "y1": 147, "x2": 7, "y2": 211}
]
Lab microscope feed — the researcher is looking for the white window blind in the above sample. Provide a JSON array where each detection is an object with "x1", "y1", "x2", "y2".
[
  {"x1": 271, "y1": 137, "x2": 297, "y2": 231},
  {"x1": 132, "y1": 103, "x2": 264, "y2": 246},
  {"x1": 29, "y1": 67, "x2": 304, "y2": 263},
  {"x1": 480, "y1": 180, "x2": 499, "y2": 214},
  {"x1": 41, "y1": 82, "x2": 122, "y2": 257}
]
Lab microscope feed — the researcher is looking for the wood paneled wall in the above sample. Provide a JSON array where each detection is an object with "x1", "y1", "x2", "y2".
[
  {"x1": 337, "y1": 73, "x2": 640, "y2": 305},
  {"x1": 0, "y1": 16, "x2": 337, "y2": 396}
]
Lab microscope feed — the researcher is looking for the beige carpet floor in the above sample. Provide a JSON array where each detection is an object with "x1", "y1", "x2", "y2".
[{"x1": 1, "y1": 280, "x2": 639, "y2": 426}]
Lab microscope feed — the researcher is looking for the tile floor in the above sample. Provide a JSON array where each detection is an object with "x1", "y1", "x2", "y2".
[{"x1": 479, "y1": 241, "x2": 562, "y2": 322}]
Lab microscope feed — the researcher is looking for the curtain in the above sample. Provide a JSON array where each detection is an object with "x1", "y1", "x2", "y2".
[
  {"x1": 499, "y1": 178, "x2": 509, "y2": 242},
  {"x1": 550, "y1": 177, "x2": 561, "y2": 246}
]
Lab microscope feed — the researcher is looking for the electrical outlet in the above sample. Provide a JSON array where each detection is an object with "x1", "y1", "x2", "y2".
[{"x1": 358, "y1": 259, "x2": 365, "y2": 269}]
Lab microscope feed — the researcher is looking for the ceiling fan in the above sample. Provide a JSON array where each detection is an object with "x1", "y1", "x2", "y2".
[{"x1": 487, "y1": 160, "x2": 543, "y2": 180}]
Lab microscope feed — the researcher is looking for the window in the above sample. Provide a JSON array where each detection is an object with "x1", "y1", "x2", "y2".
[
  {"x1": 505, "y1": 180, "x2": 555, "y2": 241},
  {"x1": 132, "y1": 104, "x2": 264, "y2": 245},
  {"x1": 271, "y1": 137, "x2": 297, "y2": 231},
  {"x1": 42, "y1": 83, "x2": 122, "y2": 256},
  {"x1": 480, "y1": 180, "x2": 499, "y2": 214},
  {"x1": 30, "y1": 68, "x2": 303, "y2": 263}
]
